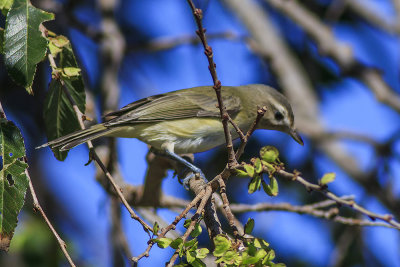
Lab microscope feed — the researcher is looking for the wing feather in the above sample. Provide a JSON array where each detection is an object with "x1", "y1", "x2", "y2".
[{"x1": 104, "y1": 88, "x2": 241, "y2": 127}]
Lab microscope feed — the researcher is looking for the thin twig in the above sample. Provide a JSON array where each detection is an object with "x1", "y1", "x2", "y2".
[
  {"x1": 1, "y1": 100, "x2": 76, "y2": 266},
  {"x1": 277, "y1": 170, "x2": 400, "y2": 230},
  {"x1": 186, "y1": 0, "x2": 238, "y2": 168},
  {"x1": 218, "y1": 178, "x2": 240, "y2": 237},
  {"x1": 46, "y1": 47, "x2": 153, "y2": 234},
  {"x1": 166, "y1": 186, "x2": 213, "y2": 267},
  {"x1": 264, "y1": 0, "x2": 400, "y2": 113},
  {"x1": 235, "y1": 106, "x2": 267, "y2": 160},
  {"x1": 132, "y1": 188, "x2": 207, "y2": 264}
]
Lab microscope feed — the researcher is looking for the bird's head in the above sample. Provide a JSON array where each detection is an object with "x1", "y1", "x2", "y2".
[{"x1": 251, "y1": 84, "x2": 304, "y2": 146}]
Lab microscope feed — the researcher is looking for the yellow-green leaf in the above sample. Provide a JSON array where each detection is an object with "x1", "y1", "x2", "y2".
[
  {"x1": 320, "y1": 172, "x2": 336, "y2": 185},
  {"x1": 260, "y1": 146, "x2": 279, "y2": 163},
  {"x1": 244, "y1": 164, "x2": 255, "y2": 177}
]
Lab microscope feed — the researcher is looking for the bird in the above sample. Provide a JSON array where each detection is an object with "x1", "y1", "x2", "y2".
[{"x1": 38, "y1": 84, "x2": 303, "y2": 182}]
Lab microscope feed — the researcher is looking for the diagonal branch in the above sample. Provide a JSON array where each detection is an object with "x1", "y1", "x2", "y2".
[{"x1": 186, "y1": 0, "x2": 238, "y2": 168}]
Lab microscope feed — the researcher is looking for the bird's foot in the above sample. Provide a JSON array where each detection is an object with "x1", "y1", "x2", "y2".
[{"x1": 180, "y1": 168, "x2": 207, "y2": 190}]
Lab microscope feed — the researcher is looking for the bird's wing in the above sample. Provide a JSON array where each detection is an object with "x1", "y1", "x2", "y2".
[{"x1": 104, "y1": 91, "x2": 241, "y2": 126}]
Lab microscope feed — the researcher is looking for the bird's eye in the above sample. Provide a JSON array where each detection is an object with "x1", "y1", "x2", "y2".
[{"x1": 274, "y1": 111, "x2": 284, "y2": 121}]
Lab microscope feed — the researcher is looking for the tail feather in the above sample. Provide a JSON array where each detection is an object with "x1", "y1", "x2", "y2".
[{"x1": 37, "y1": 124, "x2": 112, "y2": 151}]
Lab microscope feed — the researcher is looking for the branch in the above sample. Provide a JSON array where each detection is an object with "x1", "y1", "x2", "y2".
[
  {"x1": 46, "y1": 48, "x2": 153, "y2": 234},
  {"x1": 186, "y1": 0, "x2": 238, "y2": 168},
  {"x1": 28, "y1": 171, "x2": 77, "y2": 266},
  {"x1": 264, "y1": 0, "x2": 400, "y2": 113},
  {"x1": 277, "y1": 170, "x2": 400, "y2": 230},
  {"x1": 0, "y1": 101, "x2": 76, "y2": 266},
  {"x1": 166, "y1": 186, "x2": 213, "y2": 267},
  {"x1": 227, "y1": 197, "x2": 396, "y2": 228}
]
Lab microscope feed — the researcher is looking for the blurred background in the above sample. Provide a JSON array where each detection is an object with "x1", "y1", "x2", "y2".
[{"x1": 1, "y1": 0, "x2": 400, "y2": 266}]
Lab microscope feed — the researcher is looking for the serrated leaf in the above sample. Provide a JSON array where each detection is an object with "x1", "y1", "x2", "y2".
[
  {"x1": 190, "y1": 223, "x2": 202, "y2": 238},
  {"x1": 244, "y1": 218, "x2": 254, "y2": 235},
  {"x1": 196, "y1": 248, "x2": 209, "y2": 259},
  {"x1": 213, "y1": 235, "x2": 230, "y2": 257},
  {"x1": 220, "y1": 250, "x2": 238, "y2": 265},
  {"x1": 43, "y1": 79, "x2": 81, "y2": 161},
  {"x1": 4, "y1": 0, "x2": 54, "y2": 93},
  {"x1": 0, "y1": 0, "x2": 13, "y2": 15},
  {"x1": 244, "y1": 164, "x2": 255, "y2": 177},
  {"x1": 154, "y1": 237, "x2": 172, "y2": 248},
  {"x1": 0, "y1": 119, "x2": 29, "y2": 251},
  {"x1": 320, "y1": 172, "x2": 336, "y2": 186},
  {"x1": 169, "y1": 237, "x2": 183, "y2": 249},
  {"x1": 260, "y1": 146, "x2": 279, "y2": 163}
]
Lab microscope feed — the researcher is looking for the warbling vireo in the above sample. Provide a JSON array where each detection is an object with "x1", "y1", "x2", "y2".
[{"x1": 38, "y1": 84, "x2": 303, "y2": 180}]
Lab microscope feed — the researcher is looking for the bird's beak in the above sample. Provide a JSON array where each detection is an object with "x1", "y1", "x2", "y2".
[{"x1": 290, "y1": 128, "x2": 304, "y2": 146}]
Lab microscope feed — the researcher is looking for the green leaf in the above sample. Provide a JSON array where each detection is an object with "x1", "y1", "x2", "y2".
[
  {"x1": 261, "y1": 160, "x2": 275, "y2": 173},
  {"x1": 213, "y1": 235, "x2": 231, "y2": 257},
  {"x1": 183, "y1": 218, "x2": 191, "y2": 229},
  {"x1": 260, "y1": 146, "x2": 279, "y2": 163},
  {"x1": 244, "y1": 218, "x2": 254, "y2": 235},
  {"x1": 254, "y1": 158, "x2": 262, "y2": 173},
  {"x1": 4, "y1": 0, "x2": 54, "y2": 93},
  {"x1": 48, "y1": 35, "x2": 69, "y2": 56},
  {"x1": 154, "y1": 237, "x2": 172, "y2": 248},
  {"x1": 184, "y1": 238, "x2": 197, "y2": 248},
  {"x1": 248, "y1": 175, "x2": 261, "y2": 194},
  {"x1": 254, "y1": 238, "x2": 269, "y2": 249},
  {"x1": 235, "y1": 169, "x2": 248, "y2": 177},
  {"x1": 271, "y1": 263, "x2": 286, "y2": 267},
  {"x1": 190, "y1": 223, "x2": 202, "y2": 238},
  {"x1": 254, "y1": 249, "x2": 267, "y2": 261},
  {"x1": 62, "y1": 67, "x2": 81, "y2": 77},
  {"x1": 43, "y1": 79, "x2": 81, "y2": 161},
  {"x1": 220, "y1": 250, "x2": 238, "y2": 265},
  {"x1": 169, "y1": 237, "x2": 183, "y2": 249},
  {"x1": 195, "y1": 248, "x2": 209, "y2": 259},
  {"x1": 186, "y1": 250, "x2": 195, "y2": 263},
  {"x1": 244, "y1": 164, "x2": 255, "y2": 177},
  {"x1": 0, "y1": 0, "x2": 13, "y2": 15},
  {"x1": 320, "y1": 172, "x2": 336, "y2": 186},
  {"x1": 262, "y1": 177, "x2": 279, "y2": 196},
  {"x1": 190, "y1": 259, "x2": 206, "y2": 267},
  {"x1": 153, "y1": 221, "x2": 159, "y2": 235},
  {"x1": 58, "y1": 39, "x2": 85, "y2": 114},
  {"x1": 0, "y1": 119, "x2": 29, "y2": 251}
]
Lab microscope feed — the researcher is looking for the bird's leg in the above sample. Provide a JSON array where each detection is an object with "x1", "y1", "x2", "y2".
[
  {"x1": 152, "y1": 144, "x2": 207, "y2": 189},
  {"x1": 164, "y1": 149, "x2": 207, "y2": 184}
]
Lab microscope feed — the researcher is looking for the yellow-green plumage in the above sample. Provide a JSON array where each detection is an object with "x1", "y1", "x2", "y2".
[{"x1": 38, "y1": 84, "x2": 303, "y2": 153}]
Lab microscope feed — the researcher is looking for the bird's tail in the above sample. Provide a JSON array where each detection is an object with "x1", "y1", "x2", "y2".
[{"x1": 37, "y1": 124, "x2": 113, "y2": 151}]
